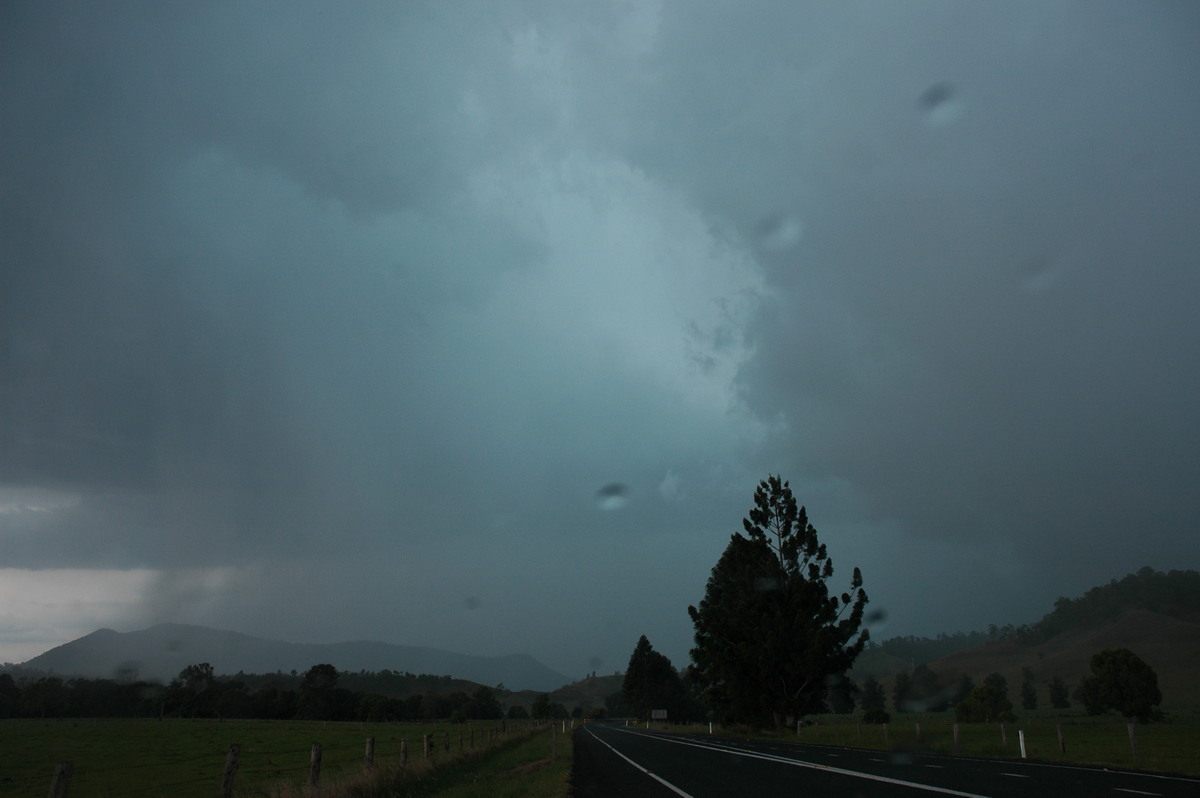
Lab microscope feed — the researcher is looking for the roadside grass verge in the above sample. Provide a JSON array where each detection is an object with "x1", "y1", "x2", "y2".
[
  {"x1": 0, "y1": 718, "x2": 532, "y2": 797},
  {"x1": 657, "y1": 710, "x2": 1200, "y2": 777}
]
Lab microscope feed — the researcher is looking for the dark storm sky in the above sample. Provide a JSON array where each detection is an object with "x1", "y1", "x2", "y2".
[{"x1": 2, "y1": 1, "x2": 1198, "y2": 676}]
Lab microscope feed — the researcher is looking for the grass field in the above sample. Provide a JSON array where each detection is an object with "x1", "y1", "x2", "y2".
[
  {"x1": 661, "y1": 709, "x2": 1200, "y2": 777},
  {"x1": 0, "y1": 717, "x2": 559, "y2": 797}
]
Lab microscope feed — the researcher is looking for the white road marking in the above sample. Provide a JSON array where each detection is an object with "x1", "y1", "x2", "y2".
[
  {"x1": 612, "y1": 729, "x2": 990, "y2": 797},
  {"x1": 999, "y1": 773, "x2": 1029, "y2": 778},
  {"x1": 584, "y1": 727, "x2": 695, "y2": 798},
  {"x1": 1113, "y1": 790, "x2": 1162, "y2": 796}
]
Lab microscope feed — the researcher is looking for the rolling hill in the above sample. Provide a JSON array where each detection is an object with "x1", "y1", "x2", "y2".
[{"x1": 860, "y1": 568, "x2": 1200, "y2": 710}]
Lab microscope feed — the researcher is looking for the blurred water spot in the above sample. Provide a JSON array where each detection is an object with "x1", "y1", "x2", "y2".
[
  {"x1": 595, "y1": 483, "x2": 630, "y2": 511},
  {"x1": 464, "y1": 596, "x2": 481, "y2": 610},
  {"x1": 754, "y1": 576, "x2": 782, "y2": 592},
  {"x1": 918, "y1": 81, "x2": 964, "y2": 128},
  {"x1": 889, "y1": 752, "x2": 914, "y2": 766},
  {"x1": 756, "y1": 213, "x2": 804, "y2": 251},
  {"x1": 588, "y1": 655, "x2": 603, "y2": 672}
]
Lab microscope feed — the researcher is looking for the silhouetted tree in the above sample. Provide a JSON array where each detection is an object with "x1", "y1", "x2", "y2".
[
  {"x1": 688, "y1": 476, "x2": 868, "y2": 727},
  {"x1": 1079, "y1": 648, "x2": 1162, "y2": 722},
  {"x1": 860, "y1": 676, "x2": 886, "y2": 714},
  {"x1": 622, "y1": 636, "x2": 691, "y2": 720},
  {"x1": 955, "y1": 684, "x2": 1013, "y2": 723}
]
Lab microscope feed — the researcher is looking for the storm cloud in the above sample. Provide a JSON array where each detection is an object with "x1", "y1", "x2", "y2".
[{"x1": 2, "y1": 1, "x2": 1197, "y2": 674}]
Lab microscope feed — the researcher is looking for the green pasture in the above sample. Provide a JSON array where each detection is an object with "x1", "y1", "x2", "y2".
[
  {"x1": 664, "y1": 710, "x2": 1200, "y2": 777},
  {"x1": 0, "y1": 718, "x2": 529, "y2": 797}
]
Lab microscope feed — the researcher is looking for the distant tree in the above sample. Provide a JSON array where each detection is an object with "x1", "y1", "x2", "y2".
[
  {"x1": 983, "y1": 672, "x2": 1008, "y2": 703},
  {"x1": 297, "y1": 664, "x2": 340, "y2": 720},
  {"x1": 530, "y1": 693, "x2": 556, "y2": 719},
  {"x1": 1048, "y1": 676, "x2": 1070, "y2": 709},
  {"x1": 892, "y1": 671, "x2": 914, "y2": 713},
  {"x1": 463, "y1": 685, "x2": 503, "y2": 720},
  {"x1": 1021, "y1": 667, "x2": 1038, "y2": 711},
  {"x1": 859, "y1": 676, "x2": 886, "y2": 714},
  {"x1": 622, "y1": 636, "x2": 690, "y2": 720},
  {"x1": 17, "y1": 678, "x2": 68, "y2": 718},
  {"x1": 1079, "y1": 648, "x2": 1162, "y2": 723},
  {"x1": 688, "y1": 476, "x2": 868, "y2": 727},
  {"x1": 166, "y1": 663, "x2": 218, "y2": 717},
  {"x1": 0, "y1": 673, "x2": 19, "y2": 718},
  {"x1": 506, "y1": 704, "x2": 529, "y2": 720},
  {"x1": 955, "y1": 685, "x2": 1013, "y2": 723}
]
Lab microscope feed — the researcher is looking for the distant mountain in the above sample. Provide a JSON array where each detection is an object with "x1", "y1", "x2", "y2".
[{"x1": 19, "y1": 623, "x2": 572, "y2": 692}]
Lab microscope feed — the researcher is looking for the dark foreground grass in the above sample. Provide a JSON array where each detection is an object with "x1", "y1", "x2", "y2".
[
  {"x1": 662, "y1": 709, "x2": 1200, "y2": 777},
  {"x1": 0, "y1": 718, "x2": 533, "y2": 797}
]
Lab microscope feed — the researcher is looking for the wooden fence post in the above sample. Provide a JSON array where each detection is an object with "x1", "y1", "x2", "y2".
[
  {"x1": 883, "y1": 723, "x2": 889, "y2": 746},
  {"x1": 952, "y1": 723, "x2": 960, "y2": 753},
  {"x1": 915, "y1": 722, "x2": 921, "y2": 741},
  {"x1": 400, "y1": 738, "x2": 408, "y2": 767},
  {"x1": 48, "y1": 762, "x2": 73, "y2": 798},
  {"x1": 309, "y1": 743, "x2": 322, "y2": 787},
  {"x1": 551, "y1": 723, "x2": 557, "y2": 762},
  {"x1": 364, "y1": 737, "x2": 375, "y2": 772},
  {"x1": 1000, "y1": 722, "x2": 1007, "y2": 746},
  {"x1": 423, "y1": 734, "x2": 431, "y2": 759},
  {"x1": 219, "y1": 745, "x2": 240, "y2": 798},
  {"x1": 1127, "y1": 722, "x2": 1137, "y2": 762},
  {"x1": 1056, "y1": 724, "x2": 1065, "y2": 755},
  {"x1": 443, "y1": 732, "x2": 450, "y2": 753}
]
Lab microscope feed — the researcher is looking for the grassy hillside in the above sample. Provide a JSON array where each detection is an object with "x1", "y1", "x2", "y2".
[
  {"x1": 860, "y1": 569, "x2": 1200, "y2": 712},
  {"x1": 928, "y1": 608, "x2": 1200, "y2": 709}
]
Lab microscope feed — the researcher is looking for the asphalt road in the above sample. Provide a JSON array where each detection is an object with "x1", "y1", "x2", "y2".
[{"x1": 570, "y1": 723, "x2": 1200, "y2": 797}]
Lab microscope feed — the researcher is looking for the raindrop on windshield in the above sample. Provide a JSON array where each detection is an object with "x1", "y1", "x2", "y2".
[
  {"x1": 595, "y1": 483, "x2": 630, "y2": 511},
  {"x1": 918, "y1": 81, "x2": 964, "y2": 127}
]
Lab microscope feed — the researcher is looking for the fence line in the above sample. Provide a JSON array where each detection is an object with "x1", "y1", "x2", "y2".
[{"x1": 43, "y1": 720, "x2": 542, "y2": 797}]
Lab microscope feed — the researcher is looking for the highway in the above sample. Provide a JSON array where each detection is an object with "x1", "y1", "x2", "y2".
[{"x1": 571, "y1": 723, "x2": 1200, "y2": 797}]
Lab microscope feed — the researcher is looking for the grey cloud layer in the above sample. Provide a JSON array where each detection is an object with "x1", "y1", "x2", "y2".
[{"x1": 2, "y1": 1, "x2": 1198, "y2": 669}]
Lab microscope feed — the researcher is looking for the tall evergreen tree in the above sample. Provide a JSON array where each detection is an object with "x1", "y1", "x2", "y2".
[
  {"x1": 688, "y1": 475, "x2": 868, "y2": 727},
  {"x1": 622, "y1": 635, "x2": 689, "y2": 720}
]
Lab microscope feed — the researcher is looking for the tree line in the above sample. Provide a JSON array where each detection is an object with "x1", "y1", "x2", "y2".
[{"x1": 0, "y1": 663, "x2": 546, "y2": 722}]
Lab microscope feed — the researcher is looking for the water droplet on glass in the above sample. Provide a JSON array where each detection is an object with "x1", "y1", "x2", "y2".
[
  {"x1": 464, "y1": 596, "x2": 481, "y2": 610},
  {"x1": 756, "y1": 213, "x2": 804, "y2": 251},
  {"x1": 918, "y1": 81, "x2": 964, "y2": 128},
  {"x1": 595, "y1": 483, "x2": 630, "y2": 511},
  {"x1": 754, "y1": 576, "x2": 782, "y2": 592}
]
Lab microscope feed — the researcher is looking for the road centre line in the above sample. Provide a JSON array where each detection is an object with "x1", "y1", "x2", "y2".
[
  {"x1": 999, "y1": 773, "x2": 1030, "y2": 778},
  {"x1": 585, "y1": 727, "x2": 695, "y2": 798},
  {"x1": 614, "y1": 729, "x2": 990, "y2": 798},
  {"x1": 1113, "y1": 790, "x2": 1162, "y2": 796}
]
